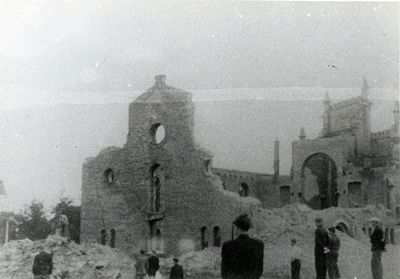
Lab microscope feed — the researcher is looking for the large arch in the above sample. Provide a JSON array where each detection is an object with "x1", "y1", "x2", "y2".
[{"x1": 300, "y1": 152, "x2": 338, "y2": 209}]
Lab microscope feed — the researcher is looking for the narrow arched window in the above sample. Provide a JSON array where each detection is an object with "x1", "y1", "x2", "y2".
[
  {"x1": 239, "y1": 182, "x2": 249, "y2": 197},
  {"x1": 110, "y1": 229, "x2": 116, "y2": 248},
  {"x1": 213, "y1": 226, "x2": 221, "y2": 247},
  {"x1": 100, "y1": 229, "x2": 107, "y2": 245},
  {"x1": 200, "y1": 226, "x2": 208, "y2": 249}
]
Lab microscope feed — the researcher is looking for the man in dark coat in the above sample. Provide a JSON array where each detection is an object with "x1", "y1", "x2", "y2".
[
  {"x1": 314, "y1": 218, "x2": 329, "y2": 279},
  {"x1": 221, "y1": 213, "x2": 264, "y2": 279},
  {"x1": 32, "y1": 250, "x2": 53, "y2": 279},
  {"x1": 170, "y1": 258, "x2": 184, "y2": 279},
  {"x1": 146, "y1": 251, "x2": 160, "y2": 279},
  {"x1": 326, "y1": 227, "x2": 341, "y2": 279},
  {"x1": 370, "y1": 217, "x2": 385, "y2": 279}
]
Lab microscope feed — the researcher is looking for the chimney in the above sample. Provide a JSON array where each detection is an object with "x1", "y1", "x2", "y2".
[
  {"x1": 273, "y1": 139, "x2": 280, "y2": 182},
  {"x1": 155, "y1": 74, "x2": 166, "y2": 88}
]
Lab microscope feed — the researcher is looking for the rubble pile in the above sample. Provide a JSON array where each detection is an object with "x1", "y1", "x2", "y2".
[
  {"x1": 178, "y1": 204, "x2": 400, "y2": 279},
  {"x1": 0, "y1": 235, "x2": 135, "y2": 279},
  {"x1": 0, "y1": 204, "x2": 398, "y2": 279}
]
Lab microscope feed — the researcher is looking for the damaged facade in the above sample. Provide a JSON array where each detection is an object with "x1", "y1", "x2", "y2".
[
  {"x1": 80, "y1": 75, "x2": 260, "y2": 256},
  {"x1": 81, "y1": 76, "x2": 400, "y2": 255},
  {"x1": 291, "y1": 78, "x2": 400, "y2": 214}
]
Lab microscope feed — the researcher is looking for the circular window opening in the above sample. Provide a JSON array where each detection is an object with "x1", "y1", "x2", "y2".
[
  {"x1": 151, "y1": 123, "x2": 166, "y2": 145},
  {"x1": 104, "y1": 169, "x2": 115, "y2": 184}
]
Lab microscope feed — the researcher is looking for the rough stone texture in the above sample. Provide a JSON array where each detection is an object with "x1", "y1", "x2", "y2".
[
  {"x1": 81, "y1": 76, "x2": 260, "y2": 256},
  {"x1": 81, "y1": 76, "x2": 400, "y2": 257},
  {"x1": 292, "y1": 79, "x2": 400, "y2": 217}
]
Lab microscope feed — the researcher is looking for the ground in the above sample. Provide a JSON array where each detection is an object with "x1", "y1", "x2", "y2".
[{"x1": 0, "y1": 204, "x2": 399, "y2": 279}]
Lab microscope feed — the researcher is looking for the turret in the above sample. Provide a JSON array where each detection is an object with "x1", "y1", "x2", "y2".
[
  {"x1": 321, "y1": 91, "x2": 331, "y2": 136},
  {"x1": 299, "y1": 127, "x2": 306, "y2": 141}
]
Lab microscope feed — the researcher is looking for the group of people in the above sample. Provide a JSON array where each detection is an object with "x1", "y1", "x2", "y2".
[
  {"x1": 313, "y1": 217, "x2": 341, "y2": 279},
  {"x1": 135, "y1": 250, "x2": 184, "y2": 279},
  {"x1": 31, "y1": 214, "x2": 386, "y2": 279},
  {"x1": 219, "y1": 213, "x2": 386, "y2": 279}
]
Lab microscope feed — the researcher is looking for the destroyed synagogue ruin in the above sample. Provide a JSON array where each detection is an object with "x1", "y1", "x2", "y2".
[{"x1": 81, "y1": 75, "x2": 400, "y2": 256}]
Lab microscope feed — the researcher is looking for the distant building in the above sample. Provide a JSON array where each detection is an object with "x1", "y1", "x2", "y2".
[{"x1": 291, "y1": 78, "x2": 400, "y2": 214}]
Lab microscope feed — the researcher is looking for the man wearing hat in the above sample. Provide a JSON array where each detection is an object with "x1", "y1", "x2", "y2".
[
  {"x1": 221, "y1": 213, "x2": 264, "y2": 279},
  {"x1": 369, "y1": 217, "x2": 385, "y2": 279},
  {"x1": 314, "y1": 217, "x2": 329, "y2": 279},
  {"x1": 169, "y1": 257, "x2": 184, "y2": 279}
]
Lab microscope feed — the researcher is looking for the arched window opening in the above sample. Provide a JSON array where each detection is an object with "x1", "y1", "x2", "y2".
[
  {"x1": 100, "y1": 229, "x2": 107, "y2": 245},
  {"x1": 239, "y1": 183, "x2": 249, "y2": 197},
  {"x1": 200, "y1": 226, "x2": 208, "y2": 249},
  {"x1": 155, "y1": 229, "x2": 163, "y2": 251},
  {"x1": 213, "y1": 226, "x2": 221, "y2": 247},
  {"x1": 104, "y1": 169, "x2": 115, "y2": 184},
  {"x1": 335, "y1": 222, "x2": 351, "y2": 237},
  {"x1": 279, "y1": 185, "x2": 291, "y2": 206},
  {"x1": 204, "y1": 160, "x2": 212, "y2": 175},
  {"x1": 110, "y1": 229, "x2": 116, "y2": 248},
  {"x1": 150, "y1": 164, "x2": 162, "y2": 213},
  {"x1": 396, "y1": 207, "x2": 400, "y2": 218}
]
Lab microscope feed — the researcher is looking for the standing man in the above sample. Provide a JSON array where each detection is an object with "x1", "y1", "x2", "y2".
[
  {"x1": 314, "y1": 218, "x2": 329, "y2": 279},
  {"x1": 169, "y1": 257, "x2": 184, "y2": 279},
  {"x1": 221, "y1": 213, "x2": 264, "y2": 279},
  {"x1": 326, "y1": 227, "x2": 341, "y2": 279},
  {"x1": 289, "y1": 238, "x2": 302, "y2": 279},
  {"x1": 32, "y1": 250, "x2": 53, "y2": 279},
  {"x1": 370, "y1": 217, "x2": 385, "y2": 279}
]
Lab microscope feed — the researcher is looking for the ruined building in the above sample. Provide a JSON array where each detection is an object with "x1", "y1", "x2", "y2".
[
  {"x1": 292, "y1": 78, "x2": 400, "y2": 214},
  {"x1": 80, "y1": 75, "x2": 259, "y2": 256},
  {"x1": 81, "y1": 76, "x2": 400, "y2": 255}
]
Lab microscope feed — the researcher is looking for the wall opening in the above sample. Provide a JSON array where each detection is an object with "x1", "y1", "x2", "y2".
[
  {"x1": 335, "y1": 222, "x2": 351, "y2": 237},
  {"x1": 279, "y1": 185, "x2": 291, "y2": 206},
  {"x1": 204, "y1": 160, "x2": 212, "y2": 175},
  {"x1": 200, "y1": 226, "x2": 208, "y2": 249},
  {"x1": 396, "y1": 207, "x2": 400, "y2": 218},
  {"x1": 100, "y1": 229, "x2": 107, "y2": 245},
  {"x1": 103, "y1": 169, "x2": 115, "y2": 184},
  {"x1": 301, "y1": 153, "x2": 338, "y2": 210},
  {"x1": 150, "y1": 123, "x2": 166, "y2": 145},
  {"x1": 348, "y1": 182, "x2": 362, "y2": 208},
  {"x1": 239, "y1": 183, "x2": 249, "y2": 197},
  {"x1": 150, "y1": 164, "x2": 162, "y2": 212},
  {"x1": 368, "y1": 227, "x2": 372, "y2": 237},
  {"x1": 213, "y1": 226, "x2": 221, "y2": 247},
  {"x1": 110, "y1": 229, "x2": 116, "y2": 248}
]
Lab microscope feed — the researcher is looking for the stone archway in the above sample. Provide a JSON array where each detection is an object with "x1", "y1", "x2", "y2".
[
  {"x1": 301, "y1": 153, "x2": 338, "y2": 209},
  {"x1": 335, "y1": 222, "x2": 352, "y2": 237}
]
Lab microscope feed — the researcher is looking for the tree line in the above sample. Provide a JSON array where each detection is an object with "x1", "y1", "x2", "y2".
[{"x1": 10, "y1": 197, "x2": 81, "y2": 243}]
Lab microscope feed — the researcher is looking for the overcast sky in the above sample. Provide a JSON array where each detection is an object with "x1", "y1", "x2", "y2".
[
  {"x1": 0, "y1": 1, "x2": 398, "y2": 212},
  {"x1": 0, "y1": 1, "x2": 398, "y2": 98}
]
